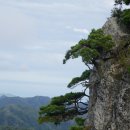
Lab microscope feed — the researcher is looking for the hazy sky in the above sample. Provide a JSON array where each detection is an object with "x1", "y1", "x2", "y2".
[{"x1": 0, "y1": 0, "x2": 114, "y2": 97}]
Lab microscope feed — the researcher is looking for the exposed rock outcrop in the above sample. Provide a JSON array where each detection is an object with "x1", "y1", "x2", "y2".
[{"x1": 85, "y1": 17, "x2": 130, "y2": 130}]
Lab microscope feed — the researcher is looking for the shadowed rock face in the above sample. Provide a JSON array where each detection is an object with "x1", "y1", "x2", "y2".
[{"x1": 85, "y1": 17, "x2": 130, "y2": 130}]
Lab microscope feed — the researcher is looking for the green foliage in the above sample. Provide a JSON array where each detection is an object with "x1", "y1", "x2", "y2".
[
  {"x1": 70, "y1": 126, "x2": 84, "y2": 130},
  {"x1": 120, "y1": 9, "x2": 130, "y2": 28},
  {"x1": 123, "y1": 0, "x2": 130, "y2": 5},
  {"x1": 67, "y1": 70, "x2": 90, "y2": 88},
  {"x1": 70, "y1": 125, "x2": 93, "y2": 130},
  {"x1": 113, "y1": 0, "x2": 130, "y2": 28},
  {"x1": 70, "y1": 117, "x2": 86, "y2": 130},
  {"x1": 39, "y1": 105, "x2": 65, "y2": 116},
  {"x1": 115, "y1": 0, "x2": 130, "y2": 5},
  {"x1": 128, "y1": 66, "x2": 130, "y2": 73},
  {"x1": 115, "y1": 0, "x2": 123, "y2": 5},
  {"x1": 75, "y1": 117, "x2": 85, "y2": 126},
  {"x1": 111, "y1": 8, "x2": 122, "y2": 18},
  {"x1": 38, "y1": 92, "x2": 88, "y2": 124},
  {"x1": 63, "y1": 29, "x2": 114, "y2": 65},
  {"x1": 51, "y1": 92, "x2": 85, "y2": 106}
]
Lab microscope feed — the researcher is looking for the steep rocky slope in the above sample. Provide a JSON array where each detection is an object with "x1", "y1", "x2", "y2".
[{"x1": 85, "y1": 17, "x2": 130, "y2": 130}]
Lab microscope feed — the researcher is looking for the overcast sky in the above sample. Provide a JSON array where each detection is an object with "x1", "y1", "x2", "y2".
[{"x1": 0, "y1": 0, "x2": 114, "y2": 97}]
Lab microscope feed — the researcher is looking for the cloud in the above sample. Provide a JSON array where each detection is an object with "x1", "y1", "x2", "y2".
[
  {"x1": 0, "y1": 52, "x2": 14, "y2": 61},
  {"x1": 65, "y1": 26, "x2": 72, "y2": 29},
  {"x1": 10, "y1": 0, "x2": 113, "y2": 11},
  {"x1": 65, "y1": 26, "x2": 89, "y2": 34},
  {"x1": 0, "y1": 70, "x2": 75, "y2": 86},
  {"x1": 73, "y1": 28, "x2": 89, "y2": 34},
  {"x1": 104, "y1": 0, "x2": 114, "y2": 7},
  {"x1": 0, "y1": 0, "x2": 114, "y2": 97},
  {"x1": 0, "y1": 5, "x2": 37, "y2": 47},
  {"x1": 20, "y1": 64, "x2": 29, "y2": 72}
]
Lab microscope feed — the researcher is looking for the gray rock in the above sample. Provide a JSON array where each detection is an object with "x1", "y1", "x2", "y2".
[{"x1": 85, "y1": 17, "x2": 130, "y2": 130}]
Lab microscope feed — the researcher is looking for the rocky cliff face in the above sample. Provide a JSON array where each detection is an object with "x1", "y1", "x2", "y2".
[{"x1": 85, "y1": 17, "x2": 130, "y2": 130}]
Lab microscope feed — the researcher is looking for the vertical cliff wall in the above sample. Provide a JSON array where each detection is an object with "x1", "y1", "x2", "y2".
[{"x1": 85, "y1": 17, "x2": 130, "y2": 130}]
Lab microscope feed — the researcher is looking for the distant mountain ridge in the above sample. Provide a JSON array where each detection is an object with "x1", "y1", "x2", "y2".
[
  {"x1": 0, "y1": 93, "x2": 15, "y2": 97},
  {"x1": 0, "y1": 95, "x2": 74, "y2": 130},
  {"x1": 0, "y1": 95, "x2": 50, "y2": 109}
]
